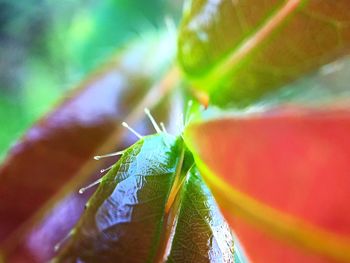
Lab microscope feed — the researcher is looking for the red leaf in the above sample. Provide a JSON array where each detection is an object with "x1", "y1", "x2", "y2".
[{"x1": 185, "y1": 106, "x2": 350, "y2": 263}]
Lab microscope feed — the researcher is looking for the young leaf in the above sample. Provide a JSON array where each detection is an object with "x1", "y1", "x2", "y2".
[
  {"x1": 0, "y1": 32, "x2": 177, "y2": 262},
  {"x1": 54, "y1": 134, "x2": 236, "y2": 262},
  {"x1": 184, "y1": 106, "x2": 350, "y2": 263},
  {"x1": 0, "y1": 30, "x2": 239, "y2": 263},
  {"x1": 178, "y1": 0, "x2": 350, "y2": 106},
  {"x1": 166, "y1": 165, "x2": 236, "y2": 263}
]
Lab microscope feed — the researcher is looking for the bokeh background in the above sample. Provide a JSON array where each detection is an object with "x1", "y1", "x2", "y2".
[{"x1": 0, "y1": 0, "x2": 182, "y2": 159}]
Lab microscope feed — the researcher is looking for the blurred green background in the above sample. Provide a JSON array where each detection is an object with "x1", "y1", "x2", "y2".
[{"x1": 0, "y1": 0, "x2": 182, "y2": 159}]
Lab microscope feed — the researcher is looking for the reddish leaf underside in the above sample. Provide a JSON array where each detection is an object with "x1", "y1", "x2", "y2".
[{"x1": 185, "y1": 107, "x2": 350, "y2": 263}]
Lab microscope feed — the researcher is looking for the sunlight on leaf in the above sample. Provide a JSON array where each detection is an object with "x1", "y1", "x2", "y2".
[{"x1": 178, "y1": 0, "x2": 350, "y2": 106}]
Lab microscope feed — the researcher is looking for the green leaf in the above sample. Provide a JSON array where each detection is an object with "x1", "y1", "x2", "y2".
[
  {"x1": 178, "y1": 0, "x2": 350, "y2": 106},
  {"x1": 54, "y1": 133, "x2": 236, "y2": 262},
  {"x1": 166, "y1": 165, "x2": 235, "y2": 263}
]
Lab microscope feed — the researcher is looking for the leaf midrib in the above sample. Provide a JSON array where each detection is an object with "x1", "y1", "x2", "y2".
[
  {"x1": 197, "y1": 0, "x2": 303, "y2": 87},
  {"x1": 152, "y1": 143, "x2": 186, "y2": 263}
]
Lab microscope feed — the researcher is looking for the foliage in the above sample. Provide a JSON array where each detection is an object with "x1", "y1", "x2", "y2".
[{"x1": 1, "y1": 0, "x2": 350, "y2": 262}]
